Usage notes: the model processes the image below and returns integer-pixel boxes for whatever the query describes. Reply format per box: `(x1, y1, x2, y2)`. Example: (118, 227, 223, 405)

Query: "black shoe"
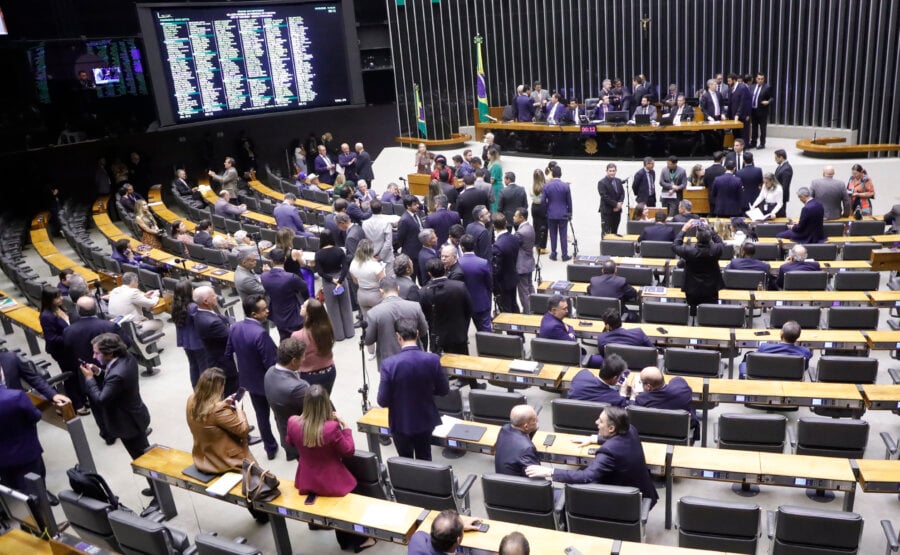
(562, 255, 572, 262)
(141, 488, 153, 497)
(249, 435, 263, 446)
(47, 492, 59, 507)
(266, 449, 278, 461)
(248, 425, 255, 432)
(254, 513, 270, 524)
(549, 255, 558, 261)
(378, 436, 392, 446)
(103, 435, 116, 446)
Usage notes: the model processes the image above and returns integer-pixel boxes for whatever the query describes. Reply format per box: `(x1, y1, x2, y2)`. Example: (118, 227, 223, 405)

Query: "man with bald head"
(739, 320, 811, 378)
(408, 510, 483, 555)
(499, 532, 530, 555)
(810, 165, 850, 220)
(193, 285, 239, 394)
(776, 187, 825, 244)
(495, 405, 540, 477)
(776, 244, 821, 289)
(630, 366, 699, 442)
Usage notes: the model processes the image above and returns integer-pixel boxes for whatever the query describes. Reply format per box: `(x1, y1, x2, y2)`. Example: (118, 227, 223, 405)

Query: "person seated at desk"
(567, 354, 629, 406)
(776, 244, 821, 289)
(525, 406, 658, 508)
(214, 190, 247, 218)
(499, 532, 530, 555)
(776, 187, 826, 244)
(726, 242, 774, 289)
(111, 238, 163, 274)
(107, 272, 163, 334)
(629, 96, 658, 124)
(591, 95, 612, 121)
(408, 510, 484, 555)
(560, 98, 583, 124)
(595, 308, 654, 354)
(638, 210, 676, 242)
(671, 200, 699, 223)
(274, 193, 313, 236)
(286, 385, 377, 552)
(380, 182, 403, 205)
(630, 366, 699, 442)
(119, 183, 144, 214)
(750, 172, 784, 220)
(663, 94, 694, 124)
(539, 295, 602, 368)
(544, 93, 566, 124)
(739, 320, 811, 378)
(495, 405, 540, 477)
(588, 261, 638, 307)
(185, 367, 269, 523)
(193, 219, 214, 248)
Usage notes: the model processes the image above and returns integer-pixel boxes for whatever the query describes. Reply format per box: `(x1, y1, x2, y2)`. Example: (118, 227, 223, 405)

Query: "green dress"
(488, 161, 503, 212)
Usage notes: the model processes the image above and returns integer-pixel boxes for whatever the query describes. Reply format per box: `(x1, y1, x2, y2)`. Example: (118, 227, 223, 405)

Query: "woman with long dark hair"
(847, 163, 875, 216)
(39, 285, 81, 413)
(276, 227, 315, 297)
(314, 229, 354, 341)
(171, 279, 204, 387)
(291, 299, 337, 393)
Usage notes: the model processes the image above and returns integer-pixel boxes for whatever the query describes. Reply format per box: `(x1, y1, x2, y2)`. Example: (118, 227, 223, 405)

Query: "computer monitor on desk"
(635, 113, 652, 125)
(0, 484, 44, 536)
(605, 110, 628, 124)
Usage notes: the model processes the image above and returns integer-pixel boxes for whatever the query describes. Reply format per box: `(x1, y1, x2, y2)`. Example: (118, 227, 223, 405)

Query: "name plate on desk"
(764, 475, 848, 490)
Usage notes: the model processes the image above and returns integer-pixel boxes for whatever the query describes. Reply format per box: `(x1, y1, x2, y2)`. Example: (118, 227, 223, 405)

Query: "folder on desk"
(508, 359, 542, 374)
(641, 286, 667, 296)
(447, 424, 487, 442)
(210, 269, 229, 276)
(550, 280, 573, 292)
(182, 464, 218, 483)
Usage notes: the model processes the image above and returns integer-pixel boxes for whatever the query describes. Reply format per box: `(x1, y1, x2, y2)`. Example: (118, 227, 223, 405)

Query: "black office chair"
(605, 344, 658, 371)
(528, 293, 556, 315)
(752, 243, 781, 260)
(551, 398, 609, 435)
(566, 264, 603, 283)
(754, 224, 787, 238)
(468, 390, 526, 426)
(138, 267, 164, 291)
(584, 98, 600, 111)
(642, 301, 690, 325)
(564, 484, 652, 542)
(195, 533, 261, 555)
(211, 214, 228, 232)
(59, 490, 119, 551)
(434, 387, 465, 419)
(677, 496, 760, 554)
(793, 417, 869, 459)
(185, 242, 207, 262)
(204, 248, 227, 267)
(475, 332, 525, 359)
(767, 505, 863, 555)
(160, 235, 185, 256)
(663, 348, 721, 377)
(827, 306, 879, 330)
(224, 219, 243, 235)
(108, 509, 193, 555)
(769, 306, 821, 329)
(670, 268, 684, 288)
(718, 243, 736, 260)
(576, 296, 621, 320)
(804, 243, 838, 261)
(599, 240, 636, 257)
(841, 242, 880, 261)
(832, 271, 880, 291)
(531, 338, 580, 366)
(481, 474, 564, 530)
(717, 413, 787, 454)
(626, 221, 653, 236)
(810, 355, 878, 384)
(848, 219, 885, 236)
(745, 353, 805, 381)
(823, 222, 845, 237)
(640, 241, 676, 259)
(386, 457, 476, 514)
(783, 271, 828, 290)
(696, 304, 746, 328)
(627, 405, 692, 445)
(344, 450, 391, 500)
(617, 266, 655, 286)
(724, 270, 767, 290)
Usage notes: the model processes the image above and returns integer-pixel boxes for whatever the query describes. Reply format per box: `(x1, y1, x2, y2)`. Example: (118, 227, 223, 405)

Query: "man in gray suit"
(364, 276, 429, 369)
(810, 165, 850, 220)
(234, 251, 266, 302)
(659, 156, 688, 217)
(208, 156, 239, 196)
(263, 338, 309, 461)
(513, 208, 536, 314)
(497, 172, 528, 228)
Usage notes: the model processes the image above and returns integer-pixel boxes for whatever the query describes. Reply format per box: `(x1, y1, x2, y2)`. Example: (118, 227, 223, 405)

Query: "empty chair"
(195, 533, 261, 555)
(724, 269, 767, 290)
(754, 223, 787, 238)
(257, 201, 274, 216)
(794, 417, 869, 459)
(822, 222, 845, 237)
(259, 227, 278, 245)
(386, 457, 476, 514)
(804, 243, 838, 261)
(468, 390, 526, 426)
(531, 337, 580, 366)
(783, 271, 828, 290)
(605, 344, 658, 371)
(640, 241, 676, 259)
(344, 450, 390, 500)
(832, 271, 880, 291)
(481, 474, 563, 530)
(211, 214, 228, 232)
(551, 398, 609, 435)
(138, 267, 163, 291)
(185, 242, 207, 262)
(584, 98, 599, 111)
(745, 352, 805, 381)
(627, 405, 692, 445)
(717, 413, 787, 453)
(576, 296, 621, 320)
(434, 386, 465, 419)
(108, 509, 192, 555)
(564, 484, 651, 542)
(827, 306, 879, 329)
(718, 243, 736, 260)
(663, 348, 721, 377)
(224, 219, 242, 235)
(811, 356, 878, 384)
(600, 240, 636, 257)
(242, 224, 261, 236)
(768, 505, 863, 555)
(677, 496, 760, 554)
(528, 293, 556, 315)
(617, 266, 655, 286)
(769, 306, 821, 329)
(204, 248, 227, 267)
(848, 219, 885, 236)
(59, 490, 119, 550)
(841, 242, 880, 261)
(475, 331, 524, 359)
(160, 235, 186, 256)
(668, 267, 684, 288)
(696, 304, 746, 328)
(566, 264, 603, 283)
(642, 301, 690, 325)
(751, 243, 781, 260)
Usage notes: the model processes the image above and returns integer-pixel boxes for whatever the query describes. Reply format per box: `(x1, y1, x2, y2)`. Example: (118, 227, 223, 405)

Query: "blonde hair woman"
(531, 169, 548, 253)
(349, 239, 384, 358)
(134, 199, 162, 249)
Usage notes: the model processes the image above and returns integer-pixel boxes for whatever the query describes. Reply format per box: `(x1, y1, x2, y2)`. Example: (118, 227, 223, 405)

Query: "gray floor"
(13, 139, 900, 554)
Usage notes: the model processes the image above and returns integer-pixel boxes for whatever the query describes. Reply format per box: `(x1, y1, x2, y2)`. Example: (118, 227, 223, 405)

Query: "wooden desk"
(200, 187, 277, 228)
(854, 459, 900, 493)
(780, 382, 864, 410)
(864, 330, 900, 351)
(358, 407, 500, 458)
(867, 291, 900, 308)
(246, 179, 331, 213)
(442, 353, 566, 388)
(734, 328, 868, 351)
(30, 215, 100, 284)
(860, 384, 900, 410)
(671, 446, 760, 484)
(758, 452, 857, 510)
(0, 290, 44, 354)
(753, 290, 871, 308)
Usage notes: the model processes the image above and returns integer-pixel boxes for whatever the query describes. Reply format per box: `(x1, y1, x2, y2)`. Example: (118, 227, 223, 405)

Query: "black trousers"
(249, 392, 278, 455)
(531, 203, 548, 249)
(496, 288, 519, 314)
(751, 110, 768, 147)
(121, 433, 151, 460)
(393, 431, 433, 461)
(601, 210, 622, 236)
(0, 457, 45, 493)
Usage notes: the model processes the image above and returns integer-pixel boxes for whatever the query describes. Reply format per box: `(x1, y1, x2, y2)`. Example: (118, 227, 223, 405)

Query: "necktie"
(0, 366, 5, 386)
(753, 86, 760, 108)
(647, 171, 652, 197)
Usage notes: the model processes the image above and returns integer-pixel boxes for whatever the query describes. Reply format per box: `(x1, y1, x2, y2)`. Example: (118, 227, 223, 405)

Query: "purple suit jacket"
(458, 253, 493, 312)
(635, 376, 699, 440)
(424, 208, 461, 247)
(377, 346, 449, 435)
(273, 202, 307, 234)
(0, 387, 42, 466)
(567, 369, 629, 406)
(225, 319, 277, 394)
(261, 268, 308, 332)
(539, 312, 576, 342)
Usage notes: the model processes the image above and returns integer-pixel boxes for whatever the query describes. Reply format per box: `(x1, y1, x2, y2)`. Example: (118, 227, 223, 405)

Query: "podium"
(407, 173, 431, 197)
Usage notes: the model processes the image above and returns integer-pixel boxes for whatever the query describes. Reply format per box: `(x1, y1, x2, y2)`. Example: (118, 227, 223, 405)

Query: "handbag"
(241, 458, 280, 502)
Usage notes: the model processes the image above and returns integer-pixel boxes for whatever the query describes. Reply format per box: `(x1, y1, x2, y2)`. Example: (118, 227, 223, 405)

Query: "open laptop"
(604, 110, 629, 125)
(635, 113, 652, 125)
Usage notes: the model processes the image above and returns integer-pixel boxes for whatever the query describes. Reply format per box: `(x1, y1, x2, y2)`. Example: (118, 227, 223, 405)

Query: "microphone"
(398, 177, 407, 183)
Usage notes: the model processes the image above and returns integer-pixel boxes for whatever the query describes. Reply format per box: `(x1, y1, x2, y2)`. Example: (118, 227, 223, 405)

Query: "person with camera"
(673, 219, 725, 313)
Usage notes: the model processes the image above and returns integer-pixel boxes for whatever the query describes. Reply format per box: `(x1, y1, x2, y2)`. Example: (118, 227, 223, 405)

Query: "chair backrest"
(751, 243, 781, 260)
(832, 271, 879, 291)
(827, 306, 879, 329)
(211, 214, 228, 232)
(783, 271, 828, 290)
(604, 344, 658, 371)
(195, 534, 261, 555)
(627, 405, 691, 445)
(723, 269, 766, 290)
(841, 242, 879, 261)
(160, 235, 184, 256)
(804, 243, 838, 261)
(243, 224, 261, 236)
(769, 306, 821, 329)
(642, 301, 690, 325)
(564, 483, 644, 541)
(434, 387, 464, 419)
(185, 242, 206, 262)
(584, 98, 599, 111)
(772, 505, 863, 555)
(626, 221, 653, 236)
(663, 348, 721, 377)
(718, 243, 735, 260)
(59, 490, 117, 550)
(551, 399, 609, 435)
(567, 264, 604, 283)
(848, 219, 885, 236)
(745, 353, 805, 381)
(108, 509, 180, 555)
(796, 418, 869, 459)
(204, 248, 228, 267)
(617, 266, 655, 286)
(386, 457, 456, 511)
(695, 304, 745, 328)
(754, 223, 787, 238)
(528, 293, 556, 315)
(717, 413, 786, 453)
(257, 201, 274, 216)
(345, 450, 389, 500)
(138, 268, 163, 291)
(669, 268, 684, 288)
(815, 356, 878, 384)
(291, 234, 306, 251)
(481, 474, 557, 530)
(468, 390, 526, 425)
(640, 241, 675, 259)
(822, 222, 845, 237)
(677, 496, 760, 554)
(259, 228, 278, 245)
(531, 337, 580, 365)
(224, 219, 243, 235)
(576, 296, 621, 319)
(476, 332, 524, 359)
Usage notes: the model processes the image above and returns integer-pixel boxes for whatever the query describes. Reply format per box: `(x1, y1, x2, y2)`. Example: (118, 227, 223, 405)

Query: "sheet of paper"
(359, 502, 409, 528)
(206, 472, 242, 497)
(432, 415, 463, 438)
(745, 208, 766, 222)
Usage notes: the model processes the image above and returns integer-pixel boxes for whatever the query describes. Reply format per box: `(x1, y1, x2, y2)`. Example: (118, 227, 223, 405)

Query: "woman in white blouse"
(750, 172, 783, 219)
(348, 239, 385, 358)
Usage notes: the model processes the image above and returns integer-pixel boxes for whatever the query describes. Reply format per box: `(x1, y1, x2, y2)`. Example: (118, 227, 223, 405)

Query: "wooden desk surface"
(867, 291, 900, 307)
(864, 330, 900, 349)
(359, 407, 501, 450)
(476, 119, 742, 134)
(247, 179, 332, 212)
(753, 290, 871, 305)
(758, 453, 855, 485)
(442, 353, 566, 386)
(618, 542, 739, 555)
(2, 304, 44, 334)
(672, 446, 760, 476)
(780, 382, 863, 406)
(707, 379, 783, 398)
(855, 459, 900, 492)
(861, 384, 900, 409)
(0, 529, 52, 554)
(734, 328, 866, 348)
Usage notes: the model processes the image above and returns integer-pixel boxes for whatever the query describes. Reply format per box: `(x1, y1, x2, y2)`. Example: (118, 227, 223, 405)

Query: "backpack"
(67, 465, 121, 510)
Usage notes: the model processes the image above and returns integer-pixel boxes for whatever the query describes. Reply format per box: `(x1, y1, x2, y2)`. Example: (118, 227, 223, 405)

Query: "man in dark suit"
(417, 229, 439, 285)
(638, 211, 676, 242)
(260, 248, 308, 339)
(495, 405, 540, 477)
(354, 142, 375, 185)
(456, 175, 491, 227)
(567, 354, 629, 406)
(560, 98, 583, 124)
(630, 76, 650, 115)
(598, 163, 626, 236)
(632, 366, 699, 442)
(193, 285, 239, 395)
(514, 85, 534, 122)
(588, 261, 638, 305)
(313, 144, 336, 185)
(0, 351, 69, 406)
(424, 195, 461, 247)
(774, 150, 793, 217)
(273, 194, 311, 236)
(419, 259, 474, 358)
(491, 214, 520, 313)
(193, 220, 214, 248)
(776, 188, 826, 244)
(0, 383, 46, 494)
(674, 222, 725, 312)
(338, 187, 372, 225)
(727, 73, 752, 143)
(726, 242, 774, 289)
(703, 151, 726, 189)
(172, 168, 201, 203)
(397, 195, 425, 282)
(465, 205, 493, 260)
(700, 79, 725, 121)
(725, 139, 746, 172)
(119, 183, 144, 214)
(542, 165, 573, 261)
(539, 295, 602, 368)
(264, 338, 309, 461)
(513, 209, 536, 314)
(710, 160, 745, 217)
(738, 320, 812, 378)
(497, 172, 527, 227)
(440, 245, 465, 282)
(749, 74, 773, 149)
(665, 94, 695, 124)
(594, 308, 654, 354)
(337, 213, 365, 258)
(776, 244, 822, 289)
(632, 157, 657, 207)
(525, 406, 659, 509)
(458, 235, 493, 332)
(736, 152, 763, 211)
(377, 318, 449, 460)
(672, 200, 700, 223)
(226, 295, 278, 459)
(544, 93, 566, 124)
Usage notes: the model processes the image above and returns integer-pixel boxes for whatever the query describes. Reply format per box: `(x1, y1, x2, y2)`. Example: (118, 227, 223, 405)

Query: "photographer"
(673, 220, 725, 314)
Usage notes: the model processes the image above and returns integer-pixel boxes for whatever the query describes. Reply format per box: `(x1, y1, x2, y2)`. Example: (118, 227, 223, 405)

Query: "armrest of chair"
(456, 474, 477, 499)
(46, 372, 72, 388)
(880, 432, 899, 460)
(136, 331, 165, 345)
(182, 547, 198, 555)
(806, 365, 819, 382)
(580, 353, 593, 367)
(766, 510, 776, 539)
(787, 426, 797, 450)
(533, 404, 543, 416)
(640, 497, 652, 524)
(889, 368, 900, 384)
(712, 421, 719, 445)
(882, 520, 899, 553)
(553, 487, 566, 514)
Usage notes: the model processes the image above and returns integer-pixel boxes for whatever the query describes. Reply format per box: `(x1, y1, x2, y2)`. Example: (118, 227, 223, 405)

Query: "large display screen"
(137, 1, 363, 126)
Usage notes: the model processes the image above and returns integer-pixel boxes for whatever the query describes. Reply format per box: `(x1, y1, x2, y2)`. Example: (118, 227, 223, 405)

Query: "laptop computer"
(605, 110, 628, 124)
(447, 423, 487, 442)
(635, 113, 652, 125)
(659, 114, 675, 126)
